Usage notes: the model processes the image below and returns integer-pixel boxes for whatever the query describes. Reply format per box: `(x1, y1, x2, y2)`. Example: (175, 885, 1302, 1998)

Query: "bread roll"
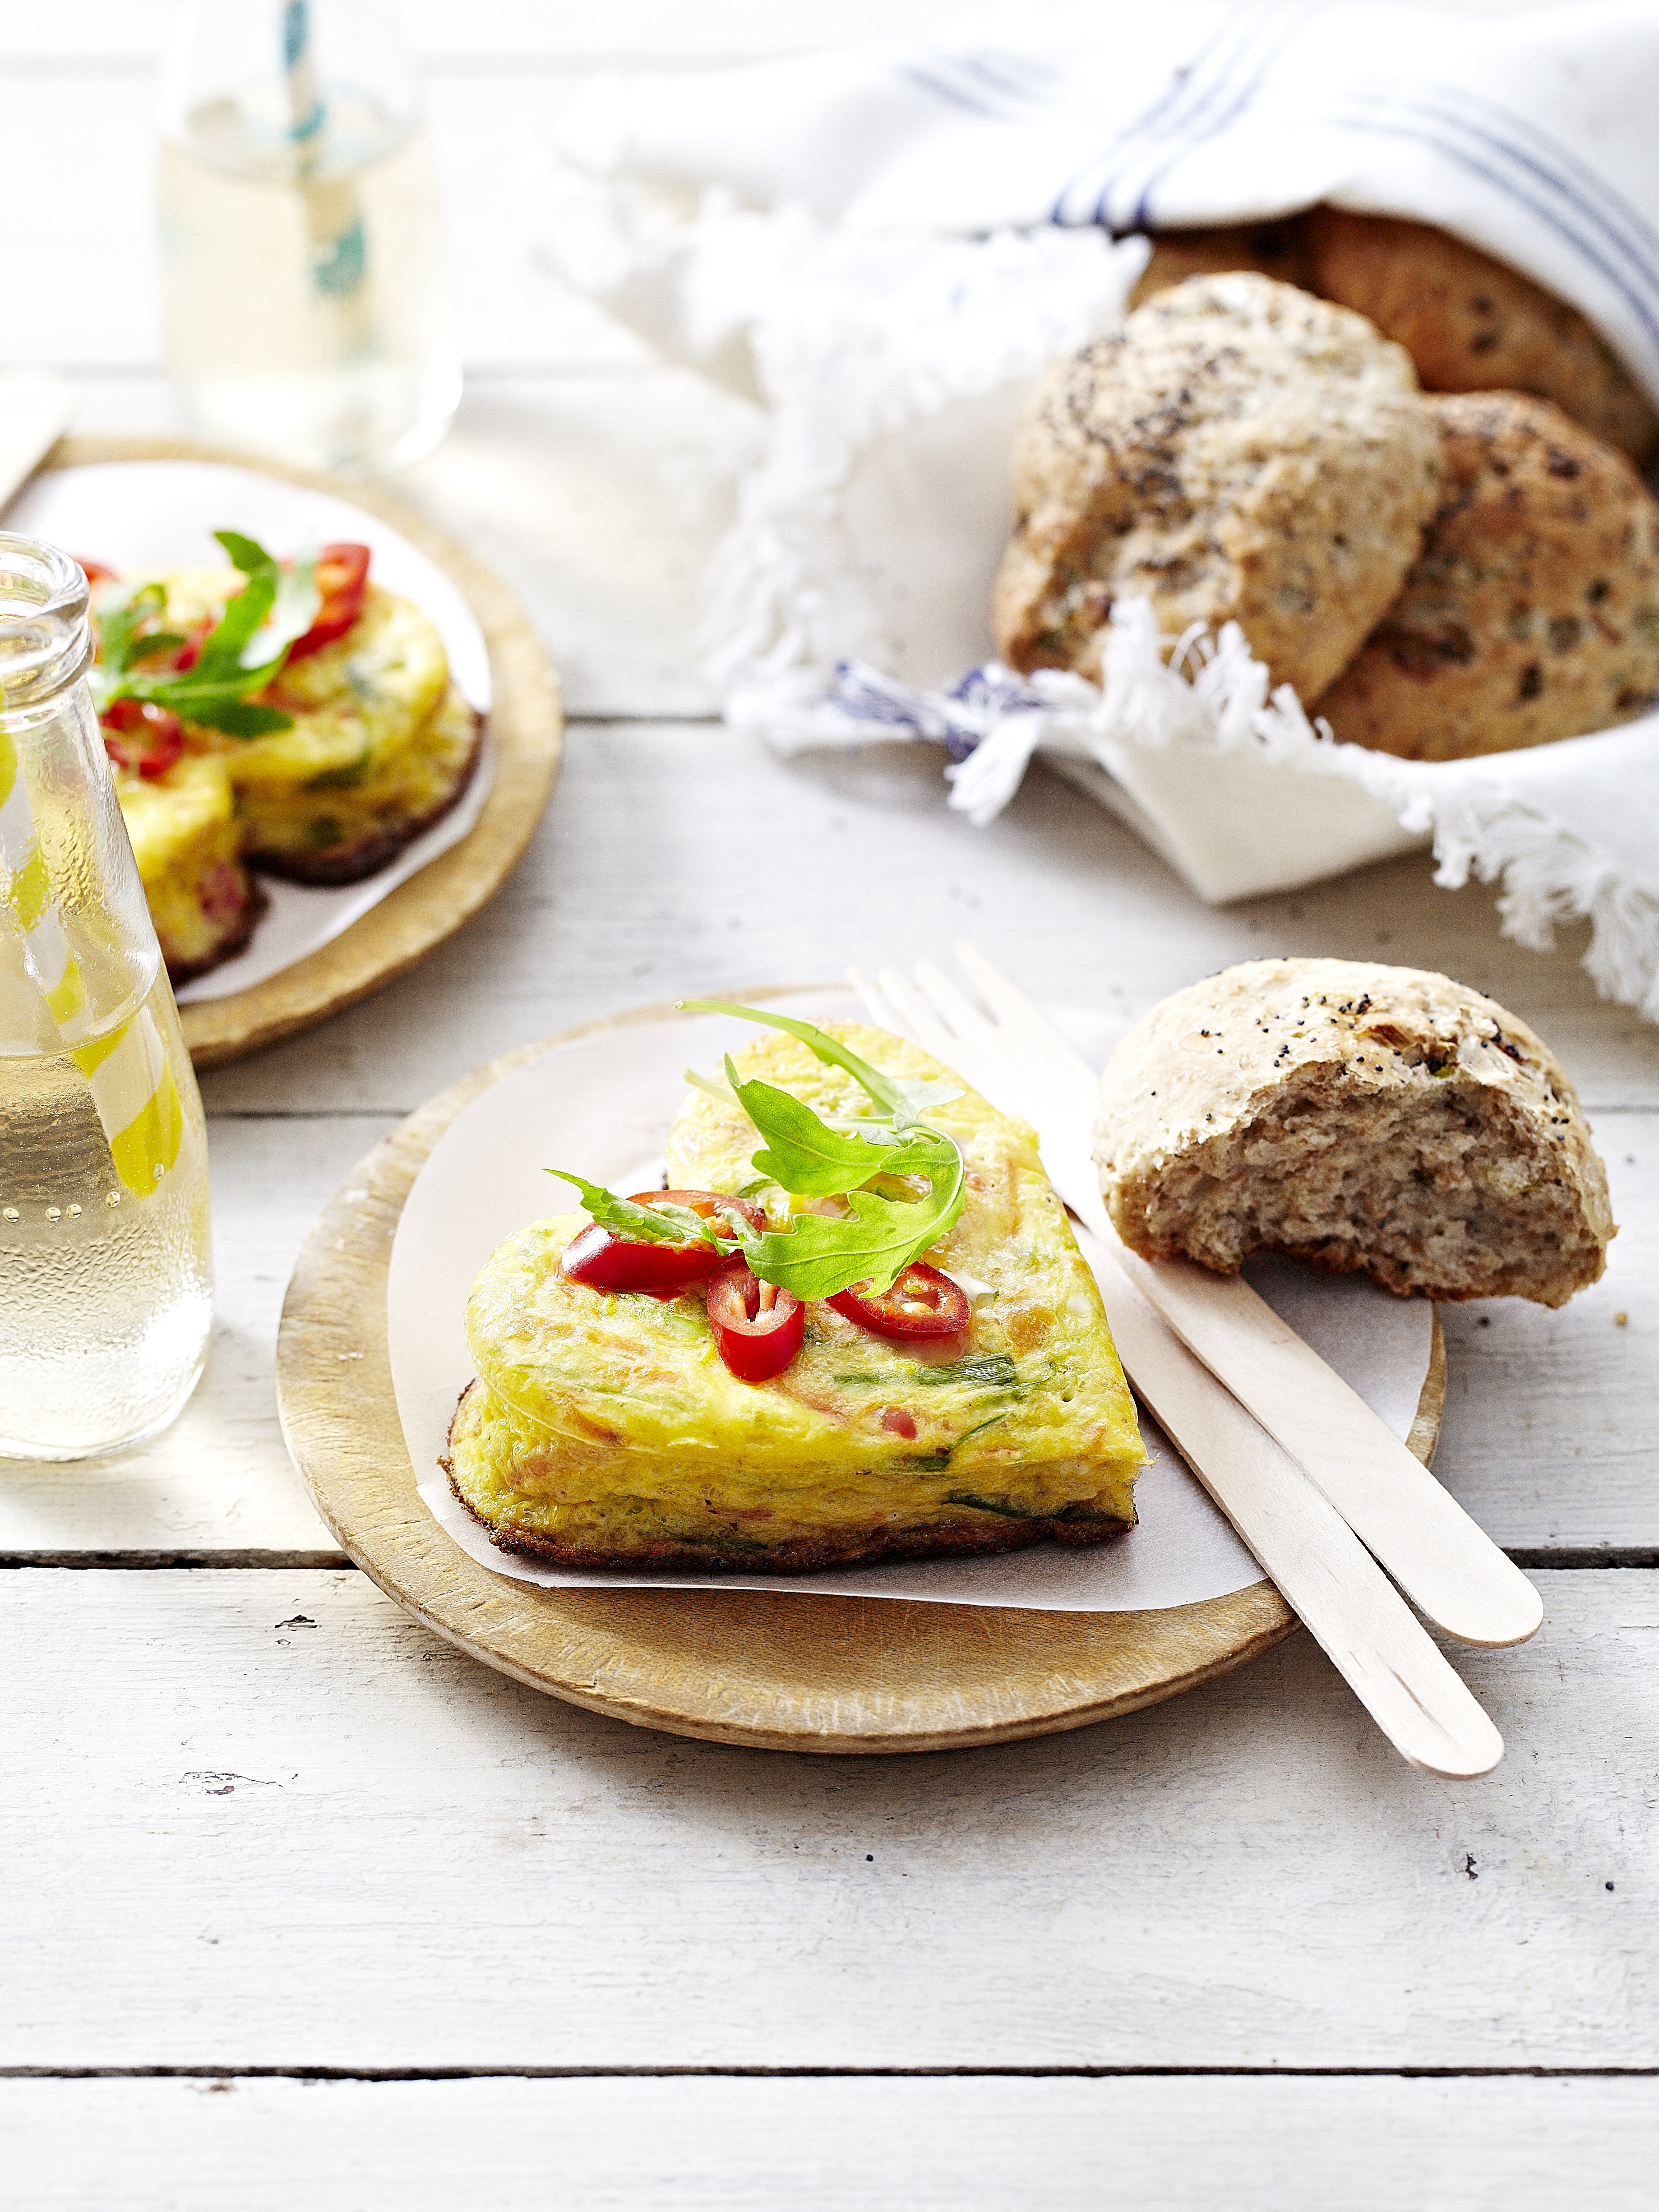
(1307, 208, 1659, 459)
(992, 273, 1440, 701)
(1128, 217, 1313, 308)
(1095, 958, 1614, 1307)
(1314, 391, 1659, 760)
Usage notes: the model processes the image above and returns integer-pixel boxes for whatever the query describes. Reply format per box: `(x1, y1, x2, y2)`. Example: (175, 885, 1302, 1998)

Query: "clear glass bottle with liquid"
(0, 539, 213, 1460)
(159, 0, 460, 475)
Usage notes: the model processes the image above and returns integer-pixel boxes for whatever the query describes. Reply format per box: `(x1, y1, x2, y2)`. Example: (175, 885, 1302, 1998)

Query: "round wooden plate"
(41, 435, 564, 1070)
(276, 995, 1446, 1756)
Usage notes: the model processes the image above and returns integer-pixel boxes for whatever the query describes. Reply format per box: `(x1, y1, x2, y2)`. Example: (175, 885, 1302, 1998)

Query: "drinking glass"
(159, 0, 460, 474)
(0, 538, 213, 1459)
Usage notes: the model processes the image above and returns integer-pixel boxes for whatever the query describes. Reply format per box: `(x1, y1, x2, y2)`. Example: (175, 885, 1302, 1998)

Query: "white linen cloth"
(552, 2, 1659, 1022)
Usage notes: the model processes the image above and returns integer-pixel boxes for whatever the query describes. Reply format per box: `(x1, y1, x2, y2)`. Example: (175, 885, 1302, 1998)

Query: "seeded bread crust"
(1094, 958, 1614, 1307)
(992, 273, 1440, 700)
(1128, 218, 1313, 309)
(1307, 208, 1659, 460)
(1314, 392, 1659, 760)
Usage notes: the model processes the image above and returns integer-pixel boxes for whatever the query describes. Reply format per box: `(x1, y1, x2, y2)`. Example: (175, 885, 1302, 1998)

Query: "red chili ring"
(705, 1255, 804, 1382)
(561, 1190, 762, 1293)
(827, 1261, 970, 1341)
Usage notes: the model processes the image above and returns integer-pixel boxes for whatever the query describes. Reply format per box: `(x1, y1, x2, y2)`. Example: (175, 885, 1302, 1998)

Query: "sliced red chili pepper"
(828, 1262, 970, 1341)
(101, 697, 185, 781)
(561, 1190, 762, 1293)
(705, 1256, 804, 1382)
(172, 617, 213, 674)
(286, 542, 371, 660)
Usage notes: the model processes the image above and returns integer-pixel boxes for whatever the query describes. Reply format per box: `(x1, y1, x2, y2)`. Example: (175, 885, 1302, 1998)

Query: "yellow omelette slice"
(114, 753, 260, 982)
(116, 568, 471, 877)
(447, 1023, 1146, 1571)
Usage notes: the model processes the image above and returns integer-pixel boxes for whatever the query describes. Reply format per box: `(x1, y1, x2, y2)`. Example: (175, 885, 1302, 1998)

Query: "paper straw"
(283, 1, 325, 150)
(0, 720, 184, 1198)
(284, 0, 370, 319)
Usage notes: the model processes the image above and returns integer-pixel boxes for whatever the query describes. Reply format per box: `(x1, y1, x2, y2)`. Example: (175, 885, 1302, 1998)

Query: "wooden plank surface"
(0, 1119, 379, 1561)
(4, 1568, 1654, 2070)
(189, 725, 1659, 1116)
(7, 721, 1649, 1558)
(3, 2075, 1656, 2212)
(5, 5, 1657, 2188)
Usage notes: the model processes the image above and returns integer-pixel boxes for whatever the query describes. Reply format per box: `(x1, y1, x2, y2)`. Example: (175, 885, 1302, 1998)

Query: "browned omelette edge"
(275, 990, 1445, 1755)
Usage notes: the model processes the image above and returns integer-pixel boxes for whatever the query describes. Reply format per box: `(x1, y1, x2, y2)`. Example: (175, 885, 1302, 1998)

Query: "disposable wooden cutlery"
(853, 943, 1541, 1651)
(846, 945, 1534, 1774)
(1080, 1228, 1504, 1778)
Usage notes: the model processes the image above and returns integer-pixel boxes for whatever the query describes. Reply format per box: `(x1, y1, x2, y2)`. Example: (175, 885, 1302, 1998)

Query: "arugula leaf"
(93, 530, 323, 739)
(215, 530, 277, 575)
(678, 1000, 961, 1128)
(723, 1064, 944, 1198)
(218, 531, 321, 665)
(195, 563, 278, 675)
(90, 582, 168, 690)
(125, 630, 188, 666)
(193, 700, 295, 738)
(734, 1164, 966, 1299)
(545, 1171, 731, 1250)
(675, 1000, 970, 1298)
(682, 1067, 738, 1107)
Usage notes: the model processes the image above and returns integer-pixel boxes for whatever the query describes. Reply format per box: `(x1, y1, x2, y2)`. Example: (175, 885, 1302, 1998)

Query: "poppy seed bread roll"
(1313, 392, 1659, 761)
(1306, 208, 1659, 460)
(1094, 959, 1613, 1307)
(992, 272, 1441, 699)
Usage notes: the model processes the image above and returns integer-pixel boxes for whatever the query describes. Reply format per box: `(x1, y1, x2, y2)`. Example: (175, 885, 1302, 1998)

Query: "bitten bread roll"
(1095, 958, 1614, 1307)
(992, 273, 1441, 701)
(1307, 207, 1659, 460)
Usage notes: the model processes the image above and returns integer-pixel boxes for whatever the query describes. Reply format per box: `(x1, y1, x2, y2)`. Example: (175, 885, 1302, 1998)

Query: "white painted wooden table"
(3, 6, 1657, 2205)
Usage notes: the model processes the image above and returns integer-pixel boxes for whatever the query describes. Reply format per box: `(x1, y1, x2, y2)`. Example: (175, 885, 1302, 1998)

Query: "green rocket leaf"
(545, 1172, 729, 1248)
(676, 1002, 969, 1297)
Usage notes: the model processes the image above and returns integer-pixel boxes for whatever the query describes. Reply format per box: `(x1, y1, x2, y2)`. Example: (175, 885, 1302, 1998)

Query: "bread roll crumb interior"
(1095, 958, 1613, 1307)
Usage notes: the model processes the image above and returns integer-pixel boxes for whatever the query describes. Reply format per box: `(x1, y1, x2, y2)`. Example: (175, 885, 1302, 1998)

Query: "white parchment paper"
(3, 460, 494, 1002)
(391, 993, 1434, 1612)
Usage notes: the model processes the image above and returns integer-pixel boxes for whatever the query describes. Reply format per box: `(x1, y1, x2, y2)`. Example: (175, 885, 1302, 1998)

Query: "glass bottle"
(158, 0, 460, 475)
(0, 539, 213, 1460)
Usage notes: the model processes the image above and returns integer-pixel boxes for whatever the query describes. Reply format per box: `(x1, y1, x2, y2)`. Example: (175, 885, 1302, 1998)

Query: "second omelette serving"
(87, 532, 481, 984)
(446, 1008, 1146, 1571)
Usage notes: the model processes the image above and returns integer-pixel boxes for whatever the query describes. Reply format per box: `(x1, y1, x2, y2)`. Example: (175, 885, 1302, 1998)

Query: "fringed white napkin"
(552, 1, 1659, 1021)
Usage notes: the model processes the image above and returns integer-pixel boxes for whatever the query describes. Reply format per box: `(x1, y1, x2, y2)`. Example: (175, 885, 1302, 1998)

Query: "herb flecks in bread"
(992, 273, 1440, 701)
(1315, 392, 1659, 761)
(1307, 208, 1659, 461)
(1128, 217, 1314, 309)
(1095, 959, 1614, 1307)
